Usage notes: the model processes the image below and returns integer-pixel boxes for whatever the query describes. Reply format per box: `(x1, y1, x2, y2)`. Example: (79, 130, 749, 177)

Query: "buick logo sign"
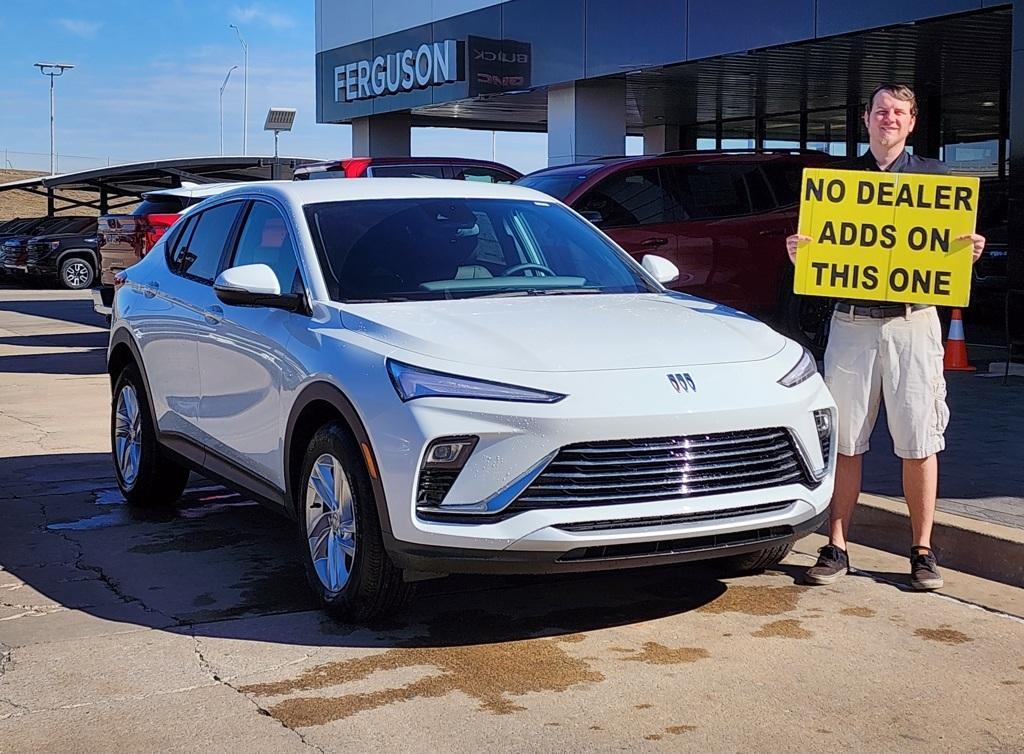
(667, 373, 697, 393)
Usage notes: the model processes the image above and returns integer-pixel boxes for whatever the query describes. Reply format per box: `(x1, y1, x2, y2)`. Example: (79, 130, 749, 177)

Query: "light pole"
(219, 65, 238, 156)
(229, 24, 248, 156)
(33, 62, 74, 175)
(264, 107, 296, 179)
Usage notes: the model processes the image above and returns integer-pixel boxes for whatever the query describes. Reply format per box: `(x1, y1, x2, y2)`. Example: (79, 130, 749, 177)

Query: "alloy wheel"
(305, 453, 357, 593)
(63, 260, 92, 289)
(114, 384, 142, 486)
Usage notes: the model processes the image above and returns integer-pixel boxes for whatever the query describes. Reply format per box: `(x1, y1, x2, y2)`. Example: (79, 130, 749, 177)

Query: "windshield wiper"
(474, 288, 598, 299)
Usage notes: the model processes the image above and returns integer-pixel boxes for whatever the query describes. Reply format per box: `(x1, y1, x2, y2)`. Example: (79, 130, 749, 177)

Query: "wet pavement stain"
(644, 734, 663, 741)
(666, 725, 697, 735)
(192, 593, 216, 607)
(752, 619, 812, 639)
(624, 642, 710, 665)
(590, 725, 603, 731)
(1001, 680, 1021, 686)
(239, 610, 610, 726)
(840, 607, 876, 618)
(634, 703, 653, 709)
(914, 628, 973, 645)
(698, 585, 807, 616)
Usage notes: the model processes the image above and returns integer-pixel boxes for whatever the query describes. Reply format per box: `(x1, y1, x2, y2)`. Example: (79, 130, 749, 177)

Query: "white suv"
(107, 179, 835, 620)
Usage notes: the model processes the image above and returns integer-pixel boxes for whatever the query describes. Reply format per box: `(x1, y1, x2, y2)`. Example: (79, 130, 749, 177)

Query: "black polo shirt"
(834, 150, 951, 307)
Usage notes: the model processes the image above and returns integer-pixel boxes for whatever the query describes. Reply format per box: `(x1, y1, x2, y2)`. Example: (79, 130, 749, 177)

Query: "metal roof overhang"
(0, 155, 322, 216)
(406, 7, 1011, 137)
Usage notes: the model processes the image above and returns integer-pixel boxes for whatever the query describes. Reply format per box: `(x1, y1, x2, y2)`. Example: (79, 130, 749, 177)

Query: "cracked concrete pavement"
(0, 288, 1022, 753)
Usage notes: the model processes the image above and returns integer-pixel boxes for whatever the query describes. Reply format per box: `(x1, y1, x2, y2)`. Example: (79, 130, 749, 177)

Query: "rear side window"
(134, 197, 188, 216)
(230, 202, 303, 294)
(576, 168, 679, 227)
(367, 164, 446, 178)
(667, 164, 754, 219)
(452, 166, 517, 184)
(169, 202, 242, 283)
(763, 162, 804, 207)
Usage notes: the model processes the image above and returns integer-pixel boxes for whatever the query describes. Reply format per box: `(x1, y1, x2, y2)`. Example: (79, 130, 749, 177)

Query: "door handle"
(640, 237, 669, 248)
(204, 305, 224, 325)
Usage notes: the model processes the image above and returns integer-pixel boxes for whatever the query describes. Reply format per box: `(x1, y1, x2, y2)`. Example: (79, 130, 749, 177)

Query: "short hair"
(865, 83, 918, 117)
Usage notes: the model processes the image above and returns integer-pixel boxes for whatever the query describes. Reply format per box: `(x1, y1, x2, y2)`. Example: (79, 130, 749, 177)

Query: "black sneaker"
(910, 547, 944, 590)
(805, 544, 849, 585)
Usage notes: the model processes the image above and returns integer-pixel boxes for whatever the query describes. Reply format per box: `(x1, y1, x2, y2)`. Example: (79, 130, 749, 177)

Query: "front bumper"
(92, 285, 113, 317)
(367, 349, 836, 565)
(386, 507, 828, 575)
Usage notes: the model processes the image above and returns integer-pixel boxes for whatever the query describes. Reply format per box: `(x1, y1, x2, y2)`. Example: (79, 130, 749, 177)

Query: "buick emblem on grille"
(667, 373, 696, 393)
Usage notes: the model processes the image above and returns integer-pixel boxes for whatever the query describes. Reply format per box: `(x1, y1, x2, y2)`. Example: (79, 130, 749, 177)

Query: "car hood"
(338, 293, 787, 373)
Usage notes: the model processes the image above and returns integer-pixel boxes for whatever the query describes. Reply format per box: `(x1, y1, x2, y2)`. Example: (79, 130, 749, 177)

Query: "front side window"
(304, 198, 656, 302)
(170, 202, 242, 282)
(230, 202, 302, 293)
(576, 168, 679, 227)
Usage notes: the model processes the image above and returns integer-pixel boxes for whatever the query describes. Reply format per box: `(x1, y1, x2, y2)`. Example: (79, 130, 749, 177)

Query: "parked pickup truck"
(92, 184, 241, 317)
(25, 219, 100, 289)
(2, 217, 94, 280)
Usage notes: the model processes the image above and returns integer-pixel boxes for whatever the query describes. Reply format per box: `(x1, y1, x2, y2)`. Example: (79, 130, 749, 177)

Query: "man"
(786, 83, 986, 590)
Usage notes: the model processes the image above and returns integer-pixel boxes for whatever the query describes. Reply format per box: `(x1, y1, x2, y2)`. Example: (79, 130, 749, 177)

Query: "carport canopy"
(0, 156, 322, 217)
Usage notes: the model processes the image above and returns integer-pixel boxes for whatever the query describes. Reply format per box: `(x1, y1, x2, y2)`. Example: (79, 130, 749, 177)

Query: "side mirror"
(641, 254, 680, 285)
(580, 210, 604, 226)
(214, 264, 306, 312)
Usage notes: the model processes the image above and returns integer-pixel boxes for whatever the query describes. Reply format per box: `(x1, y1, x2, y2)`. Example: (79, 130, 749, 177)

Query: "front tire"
(59, 257, 95, 290)
(111, 365, 189, 507)
(712, 543, 794, 574)
(297, 423, 412, 621)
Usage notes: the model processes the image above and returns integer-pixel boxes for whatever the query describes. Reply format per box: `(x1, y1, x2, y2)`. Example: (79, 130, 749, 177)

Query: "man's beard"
(874, 130, 904, 148)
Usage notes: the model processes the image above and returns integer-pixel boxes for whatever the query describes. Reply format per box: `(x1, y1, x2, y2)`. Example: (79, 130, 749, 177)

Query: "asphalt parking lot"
(1, 288, 1022, 754)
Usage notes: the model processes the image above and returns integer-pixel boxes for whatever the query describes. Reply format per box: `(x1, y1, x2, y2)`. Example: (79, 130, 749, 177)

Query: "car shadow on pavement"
(0, 349, 106, 375)
(0, 296, 107, 329)
(1, 451, 736, 648)
(0, 331, 109, 350)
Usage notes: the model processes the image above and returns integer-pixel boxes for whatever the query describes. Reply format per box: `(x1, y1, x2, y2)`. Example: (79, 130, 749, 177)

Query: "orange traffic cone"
(943, 308, 976, 372)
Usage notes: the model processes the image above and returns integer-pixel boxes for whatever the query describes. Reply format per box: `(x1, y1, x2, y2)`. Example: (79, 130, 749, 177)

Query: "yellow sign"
(794, 168, 979, 306)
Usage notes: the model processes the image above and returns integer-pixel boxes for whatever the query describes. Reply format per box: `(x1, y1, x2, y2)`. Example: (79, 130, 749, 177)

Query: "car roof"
(523, 149, 830, 179)
(211, 178, 556, 205)
(142, 182, 252, 200)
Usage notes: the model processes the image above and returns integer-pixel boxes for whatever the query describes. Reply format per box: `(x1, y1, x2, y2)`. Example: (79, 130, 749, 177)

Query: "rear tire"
(296, 422, 412, 621)
(59, 256, 95, 290)
(111, 365, 189, 507)
(712, 543, 793, 575)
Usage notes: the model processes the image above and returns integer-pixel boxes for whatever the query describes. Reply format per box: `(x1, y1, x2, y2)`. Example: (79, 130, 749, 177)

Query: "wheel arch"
(107, 330, 160, 434)
(56, 248, 99, 269)
(284, 381, 393, 534)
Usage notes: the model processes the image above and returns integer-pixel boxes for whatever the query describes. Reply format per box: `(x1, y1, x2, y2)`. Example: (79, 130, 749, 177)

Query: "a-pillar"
(547, 79, 625, 166)
(1009, 1, 1024, 290)
(351, 112, 412, 157)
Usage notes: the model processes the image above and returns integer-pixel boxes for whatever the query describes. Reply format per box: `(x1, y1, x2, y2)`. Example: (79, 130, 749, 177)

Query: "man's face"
(863, 90, 916, 149)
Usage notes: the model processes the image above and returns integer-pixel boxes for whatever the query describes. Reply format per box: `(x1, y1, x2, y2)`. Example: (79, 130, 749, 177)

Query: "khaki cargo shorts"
(824, 305, 948, 459)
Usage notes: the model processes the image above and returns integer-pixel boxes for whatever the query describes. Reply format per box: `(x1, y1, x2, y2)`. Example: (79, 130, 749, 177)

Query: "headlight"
(387, 359, 566, 403)
(778, 348, 818, 388)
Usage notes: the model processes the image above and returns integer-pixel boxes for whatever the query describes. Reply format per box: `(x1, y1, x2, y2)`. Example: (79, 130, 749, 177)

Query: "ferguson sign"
(335, 40, 461, 102)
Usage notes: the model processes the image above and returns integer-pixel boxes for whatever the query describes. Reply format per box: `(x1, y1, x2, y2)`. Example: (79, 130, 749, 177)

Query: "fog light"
(813, 408, 833, 470)
(417, 436, 479, 507)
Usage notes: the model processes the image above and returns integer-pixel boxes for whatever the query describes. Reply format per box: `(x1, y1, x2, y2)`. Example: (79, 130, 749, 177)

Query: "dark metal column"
(911, 93, 942, 158)
(1010, 2, 1024, 290)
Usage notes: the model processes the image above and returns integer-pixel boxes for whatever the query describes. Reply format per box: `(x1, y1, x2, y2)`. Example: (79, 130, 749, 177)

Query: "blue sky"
(0, 1, 640, 175)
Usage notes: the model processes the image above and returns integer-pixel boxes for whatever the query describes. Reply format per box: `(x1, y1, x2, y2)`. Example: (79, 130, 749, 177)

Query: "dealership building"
(315, 1, 1023, 286)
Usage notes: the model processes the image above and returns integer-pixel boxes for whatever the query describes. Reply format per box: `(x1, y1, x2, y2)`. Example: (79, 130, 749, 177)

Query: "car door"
(145, 201, 245, 442)
(571, 166, 681, 271)
(195, 200, 306, 492)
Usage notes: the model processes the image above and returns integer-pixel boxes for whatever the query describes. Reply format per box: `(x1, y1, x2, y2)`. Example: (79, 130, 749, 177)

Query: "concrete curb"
(845, 493, 1024, 588)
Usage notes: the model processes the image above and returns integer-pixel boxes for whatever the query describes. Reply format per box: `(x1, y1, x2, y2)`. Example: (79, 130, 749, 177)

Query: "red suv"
(517, 150, 834, 347)
(293, 156, 521, 183)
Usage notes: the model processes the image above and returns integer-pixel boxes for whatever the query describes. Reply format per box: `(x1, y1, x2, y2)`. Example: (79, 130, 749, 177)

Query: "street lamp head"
(264, 107, 296, 133)
(34, 62, 75, 76)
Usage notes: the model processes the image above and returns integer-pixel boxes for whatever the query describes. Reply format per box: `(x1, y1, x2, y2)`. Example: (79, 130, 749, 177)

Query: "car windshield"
(304, 198, 656, 302)
(515, 168, 602, 200)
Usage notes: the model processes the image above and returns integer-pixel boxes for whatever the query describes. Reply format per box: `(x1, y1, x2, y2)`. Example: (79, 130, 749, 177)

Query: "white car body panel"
(110, 179, 836, 574)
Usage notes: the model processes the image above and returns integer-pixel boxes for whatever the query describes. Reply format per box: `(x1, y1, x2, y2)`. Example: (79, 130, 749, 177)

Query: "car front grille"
(511, 428, 814, 511)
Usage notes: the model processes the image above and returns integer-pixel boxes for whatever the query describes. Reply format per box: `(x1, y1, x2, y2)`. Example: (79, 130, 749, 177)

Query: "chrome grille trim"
(512, 428, 814, 510)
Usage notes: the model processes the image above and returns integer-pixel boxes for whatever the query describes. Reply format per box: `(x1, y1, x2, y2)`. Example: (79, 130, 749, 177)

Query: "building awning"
(0, 155, 322, 216)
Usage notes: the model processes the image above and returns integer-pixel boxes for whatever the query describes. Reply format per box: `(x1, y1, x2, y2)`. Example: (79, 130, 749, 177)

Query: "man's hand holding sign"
(789, 169, 981, 305)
